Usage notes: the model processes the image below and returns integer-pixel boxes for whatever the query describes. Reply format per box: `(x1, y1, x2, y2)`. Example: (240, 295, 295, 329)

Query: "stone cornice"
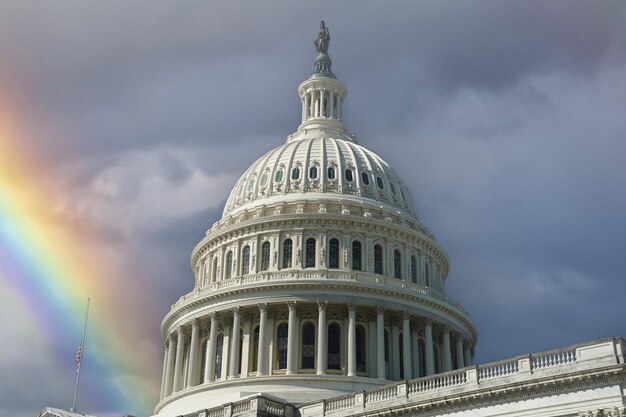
(160, 275, 476, 342)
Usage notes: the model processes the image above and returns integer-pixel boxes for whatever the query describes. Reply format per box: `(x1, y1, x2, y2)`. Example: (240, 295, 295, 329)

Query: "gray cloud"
(1, 2, 625, 417)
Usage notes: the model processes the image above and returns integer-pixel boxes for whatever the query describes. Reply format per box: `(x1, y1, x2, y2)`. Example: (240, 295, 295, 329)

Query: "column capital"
(192, 318, 200, 328)
(376, 305, 385, 315)
(403, 311, 411, 320)
(287, 301, 297, 311)
(424, 317, 433, 326)
(442, 325, 450, 335)
(231, 306, 241, 317)
(317, 300, 328, 311)
(209, 311, 219, 321)
(258, 302, 270, 312)
(347, 302, 357, 312)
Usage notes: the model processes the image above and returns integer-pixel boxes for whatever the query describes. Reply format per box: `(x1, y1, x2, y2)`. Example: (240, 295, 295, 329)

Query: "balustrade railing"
(408, 369, 466, 394)
(477, 358, 519, 380)
(365, 384, 397, 404)
(325, 395, 355, 412)
(310, 338, 624, 417)
(532, 348, 576, 369)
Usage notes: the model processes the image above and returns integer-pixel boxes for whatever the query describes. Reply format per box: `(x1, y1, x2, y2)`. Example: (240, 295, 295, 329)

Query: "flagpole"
(71, 298, 90, 413)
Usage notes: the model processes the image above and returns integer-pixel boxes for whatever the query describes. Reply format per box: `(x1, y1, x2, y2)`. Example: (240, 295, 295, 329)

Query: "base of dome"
(154, 374, 391, 417)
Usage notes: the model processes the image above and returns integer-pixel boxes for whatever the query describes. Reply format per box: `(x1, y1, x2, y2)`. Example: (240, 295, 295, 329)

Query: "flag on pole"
(75, 345, 82, 367)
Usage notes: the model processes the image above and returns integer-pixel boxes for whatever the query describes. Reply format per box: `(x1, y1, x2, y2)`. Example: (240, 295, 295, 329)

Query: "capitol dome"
(154, 22, 477, 417)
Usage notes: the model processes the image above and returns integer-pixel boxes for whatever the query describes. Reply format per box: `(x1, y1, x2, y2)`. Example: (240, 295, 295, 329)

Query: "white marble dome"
(223, 135, 418, 219)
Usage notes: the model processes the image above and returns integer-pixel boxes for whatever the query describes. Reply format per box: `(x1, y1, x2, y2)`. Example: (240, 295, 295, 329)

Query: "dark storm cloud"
(2, 2, 626, 417)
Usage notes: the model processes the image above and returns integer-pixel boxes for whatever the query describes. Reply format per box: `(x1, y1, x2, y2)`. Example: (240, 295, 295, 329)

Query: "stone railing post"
(518, 355, 532, 374)
(466, 366, 479, 387)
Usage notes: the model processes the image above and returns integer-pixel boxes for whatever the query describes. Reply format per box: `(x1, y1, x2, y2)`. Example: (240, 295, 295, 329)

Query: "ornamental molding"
(191, 212, 448, 275)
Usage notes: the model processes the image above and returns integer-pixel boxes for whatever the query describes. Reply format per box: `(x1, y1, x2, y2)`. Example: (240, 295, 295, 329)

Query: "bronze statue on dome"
(315, 21, 330, 54)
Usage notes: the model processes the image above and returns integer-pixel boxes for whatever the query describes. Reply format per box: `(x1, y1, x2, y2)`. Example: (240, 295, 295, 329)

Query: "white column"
(228, 307, 242, 378)
(329, 92, 335, 118)
(172, 327, 185, 392)
(376, 306, 386, 379)
(347, 303, 357, 376)
(286, 301, 298, 375)
(205, 313, 218, 383)
(455, 334, 464, 369)
(160, 343, 168, 400)
(316, 301, 328, 375)
(442, 327, 452, 372)
(402, 313, 412, 380)
(464, 347, 472, 366)
(257, 303, 269, 376)
(425, 319, 435, 376)
(186, 319, 200, 388)
(163, 335, 176, 397)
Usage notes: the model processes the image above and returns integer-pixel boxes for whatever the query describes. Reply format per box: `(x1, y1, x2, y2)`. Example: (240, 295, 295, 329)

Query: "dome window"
(309, 166, 318, 179)
(376, 177, 384, 189)
(291, 167, 301, 181)
(237, 183, 245, 197)
(274, 170, 284, 183)
(247, 178, 255, 192)
(345, 169, 354, 182)
(361, 172, 370, 185)
(327, 167, 336, 180)
(259, 173, 268, 186)
(390, 182, 397, 195)
(328, 238, 339, 268)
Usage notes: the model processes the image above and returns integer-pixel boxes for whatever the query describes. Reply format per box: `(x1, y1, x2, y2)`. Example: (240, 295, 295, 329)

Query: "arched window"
(376, 177, 384, 189)
(410, 255, 417, 283)
(226, 251, 233, 279)
(291, 167, 300, 181)
(394, 249, 402, 279)
(361, 172, 370, 185)
(425, 262, 430, 287)
(418, 339, 426, 377)
(309, 166, 318, 179)
(374, 244, 383, 274)
(352, 241, 362, 271)
(328, 324, 341, 370)
(356, 325, 366, 372)
(261, 242, 270, 271)
(328, 238, 339, 269)
(274, 170, 284, 183)
(215, 333, 224, 380)
(305, 238, 316, 268)
(277, 324, 288, 369)
(282, 239, 293, 269)
(301, 323, 316, 369)
(251, 326, 259, 373)
(327, 166, 336, 180)
(242, 246, 250, 275)
(345, 169, 353, 182)
(212, 257, 218, 282)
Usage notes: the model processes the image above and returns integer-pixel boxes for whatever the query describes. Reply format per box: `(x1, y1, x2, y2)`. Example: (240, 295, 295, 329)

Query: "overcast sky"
(1, 2, 625, 417)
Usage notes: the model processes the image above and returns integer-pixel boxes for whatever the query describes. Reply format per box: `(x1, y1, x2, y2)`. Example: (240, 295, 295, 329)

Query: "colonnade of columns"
(159, 301, 474, 401)
(301, 89, 342, 122)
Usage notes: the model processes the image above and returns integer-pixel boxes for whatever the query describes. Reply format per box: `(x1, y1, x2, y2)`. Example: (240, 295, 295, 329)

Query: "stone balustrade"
(299, 338, 626, 417)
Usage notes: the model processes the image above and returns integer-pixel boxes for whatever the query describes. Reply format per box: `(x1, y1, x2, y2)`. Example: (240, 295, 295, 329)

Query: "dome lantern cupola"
(296, 21, 349, 138)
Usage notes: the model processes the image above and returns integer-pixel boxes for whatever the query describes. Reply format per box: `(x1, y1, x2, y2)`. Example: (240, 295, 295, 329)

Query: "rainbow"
(0, 110, 158, 415)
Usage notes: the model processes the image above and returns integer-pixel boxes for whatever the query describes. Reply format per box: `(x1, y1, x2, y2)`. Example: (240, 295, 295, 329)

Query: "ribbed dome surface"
(223, 136, 417, 219)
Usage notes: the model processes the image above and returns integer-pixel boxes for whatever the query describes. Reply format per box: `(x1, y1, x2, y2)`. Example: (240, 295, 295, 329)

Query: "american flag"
(75, 345, 82, 366)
